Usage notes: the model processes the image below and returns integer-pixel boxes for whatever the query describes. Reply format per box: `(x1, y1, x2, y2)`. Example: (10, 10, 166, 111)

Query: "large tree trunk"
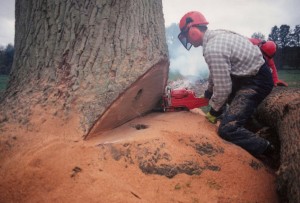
(256, 87, 300, 203)
(0, 0, 169, 138)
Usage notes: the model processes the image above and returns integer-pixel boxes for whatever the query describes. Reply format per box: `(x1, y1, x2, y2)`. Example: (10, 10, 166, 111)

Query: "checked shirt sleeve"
(207, 74, 214, 93)
(202, 30, 265, 111)
(204, 39, 232, 111)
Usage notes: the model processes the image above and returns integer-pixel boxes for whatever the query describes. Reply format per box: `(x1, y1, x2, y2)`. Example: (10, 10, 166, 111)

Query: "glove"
(206, 112, 217, 124)
(275, 79, 288, 87)
(204, 90, 213, 99)
(206, 107, 223, 124)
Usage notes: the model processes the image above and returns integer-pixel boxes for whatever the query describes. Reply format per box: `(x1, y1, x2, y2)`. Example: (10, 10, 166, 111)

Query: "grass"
(199, 69, 300, 113)
(277, 69, 300, 88)
(0, 70, 299, 93)
(0, 75, 9, 91)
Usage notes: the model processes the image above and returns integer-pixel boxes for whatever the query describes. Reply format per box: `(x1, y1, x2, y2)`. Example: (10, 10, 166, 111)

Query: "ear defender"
(188, 26, 204, 47)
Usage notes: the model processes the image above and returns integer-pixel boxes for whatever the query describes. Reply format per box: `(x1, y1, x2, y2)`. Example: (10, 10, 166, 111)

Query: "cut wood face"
(85, 60, 169, 139)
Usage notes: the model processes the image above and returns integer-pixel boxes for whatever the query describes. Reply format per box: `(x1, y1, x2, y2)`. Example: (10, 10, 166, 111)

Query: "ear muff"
(188, 27, 204, 47)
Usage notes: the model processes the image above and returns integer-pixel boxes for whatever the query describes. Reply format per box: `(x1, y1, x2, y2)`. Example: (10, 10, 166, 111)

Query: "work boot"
(259, 142, 279, 169)
(263, 142, 275, 156)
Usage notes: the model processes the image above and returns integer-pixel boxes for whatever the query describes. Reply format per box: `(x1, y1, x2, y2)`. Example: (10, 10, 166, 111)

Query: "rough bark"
(0, 0, 169, 137)
(256, 87, 300, 202)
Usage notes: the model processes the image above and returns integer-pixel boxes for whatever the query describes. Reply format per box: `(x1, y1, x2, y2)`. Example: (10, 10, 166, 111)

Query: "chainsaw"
(158, 86, 209, 112)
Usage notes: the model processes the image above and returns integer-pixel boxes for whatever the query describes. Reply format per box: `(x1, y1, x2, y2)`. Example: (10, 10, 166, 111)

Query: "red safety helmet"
(178, 11, 209, 50)
(261, 41, 277, 58)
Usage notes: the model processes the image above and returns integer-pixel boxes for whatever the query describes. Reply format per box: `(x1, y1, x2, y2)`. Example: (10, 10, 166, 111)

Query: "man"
(178, 11, 274, 156)
(249, 38, 288, 87)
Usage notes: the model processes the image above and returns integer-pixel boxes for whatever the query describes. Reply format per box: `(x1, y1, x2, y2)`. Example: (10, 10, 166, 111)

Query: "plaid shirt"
(202, 29, 265, 111)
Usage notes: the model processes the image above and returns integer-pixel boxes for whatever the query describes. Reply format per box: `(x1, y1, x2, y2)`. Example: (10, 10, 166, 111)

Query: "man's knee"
(218, 121, 239, 141)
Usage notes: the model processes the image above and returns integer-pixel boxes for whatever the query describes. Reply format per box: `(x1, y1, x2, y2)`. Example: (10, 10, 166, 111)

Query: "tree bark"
(1, 0, 169, 137)
(256, 87, 300, 202)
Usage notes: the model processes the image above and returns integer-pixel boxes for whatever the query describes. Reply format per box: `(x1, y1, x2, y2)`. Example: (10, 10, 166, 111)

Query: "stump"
(256, 87, 300, 202)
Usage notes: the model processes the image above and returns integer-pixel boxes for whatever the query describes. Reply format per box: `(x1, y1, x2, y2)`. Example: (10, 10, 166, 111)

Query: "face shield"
(178, 31, 192, 50)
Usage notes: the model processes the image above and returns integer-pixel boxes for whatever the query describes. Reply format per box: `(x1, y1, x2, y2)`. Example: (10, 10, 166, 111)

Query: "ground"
(0, 106, 279, 203)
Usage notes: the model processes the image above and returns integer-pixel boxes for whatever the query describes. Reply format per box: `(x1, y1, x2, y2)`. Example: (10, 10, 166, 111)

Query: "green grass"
(199, 69, 300, 113)
(278, 69, 300, 88)
(0, 70, 299, 93)
(0, 75, 9, 91)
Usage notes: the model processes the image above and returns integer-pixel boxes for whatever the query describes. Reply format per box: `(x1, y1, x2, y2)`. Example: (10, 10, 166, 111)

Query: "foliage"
(274, 46, 300, 70)
(251, 24, 300, 70)
(278, 70, 300, 88)
(0, 44, 14, 75)
(251, 32, 265, 40)
(268, 25, 300, 48)
(0, 75, 9, 91)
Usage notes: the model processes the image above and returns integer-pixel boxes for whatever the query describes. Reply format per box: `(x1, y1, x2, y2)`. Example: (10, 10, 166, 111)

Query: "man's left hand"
(206, 107, 223, 124)
(206, 112, 217, 124)
(204, 90, 213, 99)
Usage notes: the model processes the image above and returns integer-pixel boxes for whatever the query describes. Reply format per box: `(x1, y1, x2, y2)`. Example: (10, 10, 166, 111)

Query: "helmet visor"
(178, 32, 192, 50)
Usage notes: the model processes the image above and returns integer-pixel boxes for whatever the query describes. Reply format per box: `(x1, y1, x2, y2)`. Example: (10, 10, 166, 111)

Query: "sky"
(0, 0, 299, 76)
(0, 0, 14, 47)
(163, 0, 300, 38)
(1, 0, 299, 46)
(163, 0, 300, 76)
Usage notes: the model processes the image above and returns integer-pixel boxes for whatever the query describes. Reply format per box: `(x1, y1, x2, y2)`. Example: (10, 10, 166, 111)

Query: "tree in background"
(269, 25, 285, 47)
(279, 25, 291, 48)
(268, 25, 300, 48)
(267, 25, 300, 69)
(286, 25, 300, 47)
(0, 44, 14, 75)
(251, 32, 265, 40)
(294, 25, 300, 46)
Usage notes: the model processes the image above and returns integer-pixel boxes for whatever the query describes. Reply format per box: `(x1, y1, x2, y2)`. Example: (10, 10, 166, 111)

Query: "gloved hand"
(275, 79, 288, 87)
(206, 107, 223, 124)
(206, 112, 217, 124)
(204, 90, 213, 99)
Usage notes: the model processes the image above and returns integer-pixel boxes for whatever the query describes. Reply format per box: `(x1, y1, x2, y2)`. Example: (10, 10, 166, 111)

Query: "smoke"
(166, 23, 209, 81)
(170, 46, 209, 79)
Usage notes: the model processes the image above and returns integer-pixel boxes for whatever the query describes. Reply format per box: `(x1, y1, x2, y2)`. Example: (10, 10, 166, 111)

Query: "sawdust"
(0, 107, 279, 202)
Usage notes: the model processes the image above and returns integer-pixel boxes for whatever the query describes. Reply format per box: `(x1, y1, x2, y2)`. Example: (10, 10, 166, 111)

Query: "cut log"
(256, 87, 300, 202)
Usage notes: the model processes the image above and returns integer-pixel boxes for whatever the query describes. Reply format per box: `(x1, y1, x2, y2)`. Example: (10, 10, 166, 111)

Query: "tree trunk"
(256, 87, 300, 202)
(0, 0, 169, 138)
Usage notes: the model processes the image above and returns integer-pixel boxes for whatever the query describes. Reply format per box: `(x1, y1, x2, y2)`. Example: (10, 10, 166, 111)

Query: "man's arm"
(267, 58, 288, 86)
(207, 74, 214, 92)
(204, 52, 232, 111)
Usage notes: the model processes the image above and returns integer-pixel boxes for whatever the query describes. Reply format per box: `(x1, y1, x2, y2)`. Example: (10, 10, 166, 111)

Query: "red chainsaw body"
(162, 87, 209, 111)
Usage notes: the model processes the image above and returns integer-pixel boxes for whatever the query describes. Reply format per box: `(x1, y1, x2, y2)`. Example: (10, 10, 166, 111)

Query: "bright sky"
(163, 0, 300, 38)
(163, 0, 300, 76)
(1, 0, 299, 46)
(0, 0, 14, 47)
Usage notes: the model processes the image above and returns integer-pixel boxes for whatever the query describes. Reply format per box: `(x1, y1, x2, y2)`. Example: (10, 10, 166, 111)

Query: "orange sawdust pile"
(0, 108, 278, 202)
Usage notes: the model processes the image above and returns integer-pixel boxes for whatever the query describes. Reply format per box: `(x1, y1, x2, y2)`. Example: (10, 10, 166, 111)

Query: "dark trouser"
(218, 64, 273, 156)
